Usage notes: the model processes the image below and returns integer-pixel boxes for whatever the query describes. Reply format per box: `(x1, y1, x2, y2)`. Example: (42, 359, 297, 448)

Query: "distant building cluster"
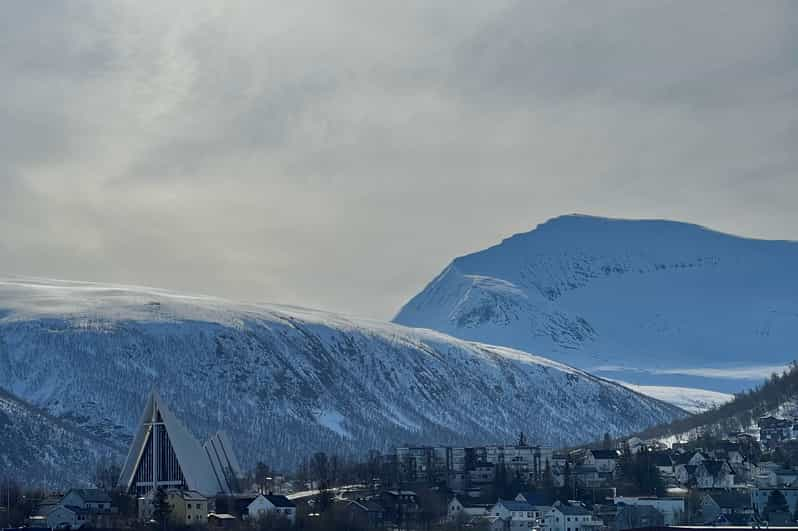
(396, 434, 552, 493)
(17, 401, 798, 531)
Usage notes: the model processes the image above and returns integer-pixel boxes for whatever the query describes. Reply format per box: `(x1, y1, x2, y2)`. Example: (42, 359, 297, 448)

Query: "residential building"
(490, 500, 537, 530)
(615, 504, 665, 530)
(448, 497, 493, 521)
(759, 416, 795, 449)
(651, 453, 675, 477)
(167, 489, 209, 526)
(545, 502, 601, 531)
(469, 463, 497, 485)
(27, 490, 118, 529)
(613, 496, 684, 525)
(702, 491, 754, 525)
(379, 490, 420, 527)
(695, 460, 734, 489)
(240, 494, 296, 523)
(29, 504, 89, 529)
(60, 489, 114, 513)
(343, 500, 385, 529)
(584, 450, 620, 475)
(515, 492, 552, 507)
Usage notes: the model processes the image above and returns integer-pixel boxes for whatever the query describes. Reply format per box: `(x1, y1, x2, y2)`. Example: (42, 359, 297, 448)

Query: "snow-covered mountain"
(0, 277, 683, 486)
(0, 388, 124, 487)
(613, 384, 732, 414)
(394, 215, 798, 394)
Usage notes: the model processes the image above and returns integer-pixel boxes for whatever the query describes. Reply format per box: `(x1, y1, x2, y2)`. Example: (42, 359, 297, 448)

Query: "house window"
(188, 515, 192, 520)
(188, 504, 192, 509)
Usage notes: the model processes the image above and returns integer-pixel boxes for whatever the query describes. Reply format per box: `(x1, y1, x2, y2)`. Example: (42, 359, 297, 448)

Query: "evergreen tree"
(560, 461, 573, 501)
(617, 441, 634, 482)
(764, 489, 790, 521)
(493, 463, 509, 499)
(151, 488, 172, 530)
(541, 459, 556, 501)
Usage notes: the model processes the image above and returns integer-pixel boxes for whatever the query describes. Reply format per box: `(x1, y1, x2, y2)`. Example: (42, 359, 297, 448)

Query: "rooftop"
(497, 500, 534, 512)
(554, 503, 591, 516)
(264, 494, 295, 508)
(66, 489, 113, 504)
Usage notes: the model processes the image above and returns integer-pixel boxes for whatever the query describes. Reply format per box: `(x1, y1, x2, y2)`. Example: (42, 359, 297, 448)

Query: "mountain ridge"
(0, 276, 683, 486)
(394, 214, 798, 393)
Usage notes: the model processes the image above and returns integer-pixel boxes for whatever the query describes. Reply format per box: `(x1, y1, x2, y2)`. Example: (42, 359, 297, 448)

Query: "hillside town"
(6, 392, 798, 531)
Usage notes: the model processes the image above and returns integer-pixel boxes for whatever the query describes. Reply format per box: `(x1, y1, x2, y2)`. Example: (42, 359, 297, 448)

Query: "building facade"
(118, 391, 242, 497)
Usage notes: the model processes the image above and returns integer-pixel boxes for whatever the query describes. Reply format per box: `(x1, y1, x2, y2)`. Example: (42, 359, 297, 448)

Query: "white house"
(244, 494, 297, 523)
(60, 489, 114, 513)
(545, 502, 601, 531)
(448, 497, 491, 521)
(33, 505, 89, 529)
(695, 460, 734, 489)
(490, 500, 537, 530)
(613, 496, 685, 525)
(28, 490, 115, 529)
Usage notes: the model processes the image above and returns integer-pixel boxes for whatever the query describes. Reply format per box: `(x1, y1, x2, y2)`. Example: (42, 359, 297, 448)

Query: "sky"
(1, 1, 797, 320)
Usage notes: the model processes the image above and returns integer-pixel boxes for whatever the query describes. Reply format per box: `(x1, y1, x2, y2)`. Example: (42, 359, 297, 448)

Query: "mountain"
(0, 277, 683, 486)
(394, 214, 798, 394)
(0, 387, 124, 487)
(613, 384, 733, 414)
(637, 364, 798, 443)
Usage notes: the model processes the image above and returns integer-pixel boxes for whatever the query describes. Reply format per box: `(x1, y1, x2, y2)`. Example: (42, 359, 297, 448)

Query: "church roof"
(118, 391, 239, 496)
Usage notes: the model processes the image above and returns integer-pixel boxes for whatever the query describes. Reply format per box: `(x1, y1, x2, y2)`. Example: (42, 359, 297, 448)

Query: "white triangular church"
(118, 391, 242, 496)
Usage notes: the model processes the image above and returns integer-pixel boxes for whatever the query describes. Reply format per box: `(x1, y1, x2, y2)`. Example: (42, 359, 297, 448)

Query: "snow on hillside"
(0, 276, 684, 486)
(394, 214, 798, 393)
(615, 383, 733, 414)
(0, 388, 124, 486)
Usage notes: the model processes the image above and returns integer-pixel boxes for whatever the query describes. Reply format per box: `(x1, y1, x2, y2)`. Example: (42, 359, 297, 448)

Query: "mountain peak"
(395, 216, 798, 394)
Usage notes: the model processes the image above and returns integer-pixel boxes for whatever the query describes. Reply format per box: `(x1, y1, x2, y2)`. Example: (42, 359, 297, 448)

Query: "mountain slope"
(638, 364, 798, 442)
(0, 388, 124, 487)
(614, 384, 733, 414)
(394, 214, 798, 393)
(0, 277, 683, 486)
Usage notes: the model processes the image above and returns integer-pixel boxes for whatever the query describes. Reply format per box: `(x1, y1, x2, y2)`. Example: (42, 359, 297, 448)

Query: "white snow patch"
(384, 408, 421, 432)
(316, 409, 351, 439)
(617, 382, 733, 413)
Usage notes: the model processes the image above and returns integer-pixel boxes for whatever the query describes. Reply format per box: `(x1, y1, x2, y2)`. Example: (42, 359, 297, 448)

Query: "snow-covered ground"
(615, 383, 733, 414)
(394, 214, 798, 394)
(0, 276, 684, 486)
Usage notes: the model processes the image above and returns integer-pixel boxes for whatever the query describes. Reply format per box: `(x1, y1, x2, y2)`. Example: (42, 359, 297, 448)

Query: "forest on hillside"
(638, 362, 798, 440)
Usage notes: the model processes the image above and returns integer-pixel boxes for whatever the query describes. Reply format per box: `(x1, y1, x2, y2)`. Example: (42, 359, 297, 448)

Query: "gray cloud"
(1, 0, 797, 319)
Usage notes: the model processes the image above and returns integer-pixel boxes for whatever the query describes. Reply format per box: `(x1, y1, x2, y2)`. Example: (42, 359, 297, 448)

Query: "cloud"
(1, 0, 797, 319)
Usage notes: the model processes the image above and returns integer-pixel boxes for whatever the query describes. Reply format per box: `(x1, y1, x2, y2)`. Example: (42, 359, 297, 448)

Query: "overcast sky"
(1, 1, 797, 320)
